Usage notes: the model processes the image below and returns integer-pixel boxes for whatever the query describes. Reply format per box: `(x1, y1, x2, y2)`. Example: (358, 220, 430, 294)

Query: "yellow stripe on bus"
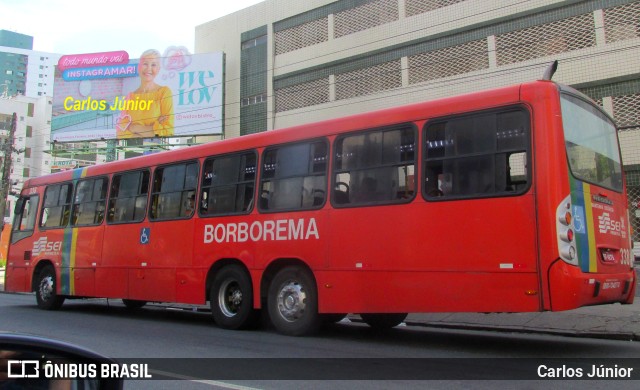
(583, 182, 598, 273)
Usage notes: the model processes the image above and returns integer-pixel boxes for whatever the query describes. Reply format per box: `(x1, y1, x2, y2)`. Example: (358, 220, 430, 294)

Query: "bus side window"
(150, 162, 198, 221)
(200, 151, 256, 217)
(11, 194, 39, 243)
(107, 170, 149, 224)
(72, 177, 108, 226)
(259, 141, 327, 212)
(333, 126, 416, 206)
(507, 152, 528, 191)
(40, 183, 73, 229)
(424, 107, 530, 200)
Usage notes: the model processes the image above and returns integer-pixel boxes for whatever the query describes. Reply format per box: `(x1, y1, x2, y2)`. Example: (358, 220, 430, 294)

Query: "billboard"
(51, 47, 223, 142)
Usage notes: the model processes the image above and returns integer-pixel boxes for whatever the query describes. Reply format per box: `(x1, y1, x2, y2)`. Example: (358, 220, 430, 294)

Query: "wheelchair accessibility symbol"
(573, 206, 586, 234)
(140, 228, 150, 244)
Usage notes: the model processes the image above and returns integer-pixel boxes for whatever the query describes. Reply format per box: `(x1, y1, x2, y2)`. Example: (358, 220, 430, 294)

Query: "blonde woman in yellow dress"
(116, 49, 174, 139)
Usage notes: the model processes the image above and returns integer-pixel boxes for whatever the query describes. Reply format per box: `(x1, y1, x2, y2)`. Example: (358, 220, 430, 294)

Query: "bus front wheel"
(268, 266, 320, 336)
(360, 313, 407, 329)
(210, 265, 259, 330)
(35, 266, 65, 310)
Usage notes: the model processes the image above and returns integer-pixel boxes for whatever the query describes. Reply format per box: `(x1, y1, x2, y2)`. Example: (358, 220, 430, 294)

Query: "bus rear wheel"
(35, 266, 65, 310)
(210, 265, 259, 330)
(360, 313, 407, 329)
(268, 266, 320, 336)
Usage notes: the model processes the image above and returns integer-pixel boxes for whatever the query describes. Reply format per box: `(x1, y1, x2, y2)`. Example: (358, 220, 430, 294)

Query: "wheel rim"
(276, 279, 307, 322)
(218, 280, 242, 318)
(39, 275, 54, 302)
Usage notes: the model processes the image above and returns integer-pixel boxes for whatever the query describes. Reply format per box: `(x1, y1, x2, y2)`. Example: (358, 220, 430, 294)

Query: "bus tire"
(122, 299, 147, 309)
(35, 266, 65, 311)
(268, 266, 320, 336)
(360, 313, 407, 329)
(210, 265, 259, 330)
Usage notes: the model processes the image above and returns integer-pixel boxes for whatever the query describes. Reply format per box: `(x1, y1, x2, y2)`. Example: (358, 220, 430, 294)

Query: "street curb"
(402, 320, 640, 342)
(346, 317, 639, 342)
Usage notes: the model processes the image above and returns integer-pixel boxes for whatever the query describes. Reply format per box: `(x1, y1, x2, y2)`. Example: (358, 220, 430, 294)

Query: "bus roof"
(24, 80, 557, 189)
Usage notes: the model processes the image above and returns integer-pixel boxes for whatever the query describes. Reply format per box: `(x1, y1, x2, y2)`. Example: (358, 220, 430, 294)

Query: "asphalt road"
(1, 292, 640, 389)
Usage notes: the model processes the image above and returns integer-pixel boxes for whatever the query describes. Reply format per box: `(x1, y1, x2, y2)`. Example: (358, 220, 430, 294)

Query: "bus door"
(5, 192, 40, 293)
(65, 177, 109, 297)
(140, 162, 199, 303)
(100, 170, 153, 299)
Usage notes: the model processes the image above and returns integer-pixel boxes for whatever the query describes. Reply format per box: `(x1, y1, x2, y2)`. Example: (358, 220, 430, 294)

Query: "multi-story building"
(0, 30, 61, 98)
(0, 31, 64, 228)
(196, 0, 640, 248)
(0, 95, 53, 223)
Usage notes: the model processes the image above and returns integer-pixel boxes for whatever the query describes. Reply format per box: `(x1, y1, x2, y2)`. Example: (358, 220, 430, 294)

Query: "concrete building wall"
(195, 0, 640, 136)
(195, 0, 640, 242)
(0, 46, 61, 99)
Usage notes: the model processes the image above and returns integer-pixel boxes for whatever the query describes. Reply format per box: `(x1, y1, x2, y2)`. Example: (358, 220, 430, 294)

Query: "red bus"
(4, 78, 636, 336)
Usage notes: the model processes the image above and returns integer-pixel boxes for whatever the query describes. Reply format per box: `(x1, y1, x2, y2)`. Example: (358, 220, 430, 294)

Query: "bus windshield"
(560, 93, 623, 192)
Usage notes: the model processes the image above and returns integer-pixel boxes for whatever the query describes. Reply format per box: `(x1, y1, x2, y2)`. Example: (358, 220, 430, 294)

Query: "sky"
(0, 0, 265, 56)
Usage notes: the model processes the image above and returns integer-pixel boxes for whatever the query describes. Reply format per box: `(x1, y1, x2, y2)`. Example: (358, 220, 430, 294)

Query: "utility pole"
(0, 112, 17, 230)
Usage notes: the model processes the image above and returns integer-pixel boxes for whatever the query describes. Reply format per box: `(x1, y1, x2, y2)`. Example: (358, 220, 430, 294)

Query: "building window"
(24, 147, 31, 158)
(241, 34, 267, 50)
(241, 93, 267, 107)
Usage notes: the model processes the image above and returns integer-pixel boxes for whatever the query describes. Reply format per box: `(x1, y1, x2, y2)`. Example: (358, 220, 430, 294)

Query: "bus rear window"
(560, 94, 622, 192)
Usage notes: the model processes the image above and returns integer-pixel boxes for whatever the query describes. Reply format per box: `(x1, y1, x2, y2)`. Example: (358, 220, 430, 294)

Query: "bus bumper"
(548, 260, 636, 311)
(3, 265, 30, 293)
